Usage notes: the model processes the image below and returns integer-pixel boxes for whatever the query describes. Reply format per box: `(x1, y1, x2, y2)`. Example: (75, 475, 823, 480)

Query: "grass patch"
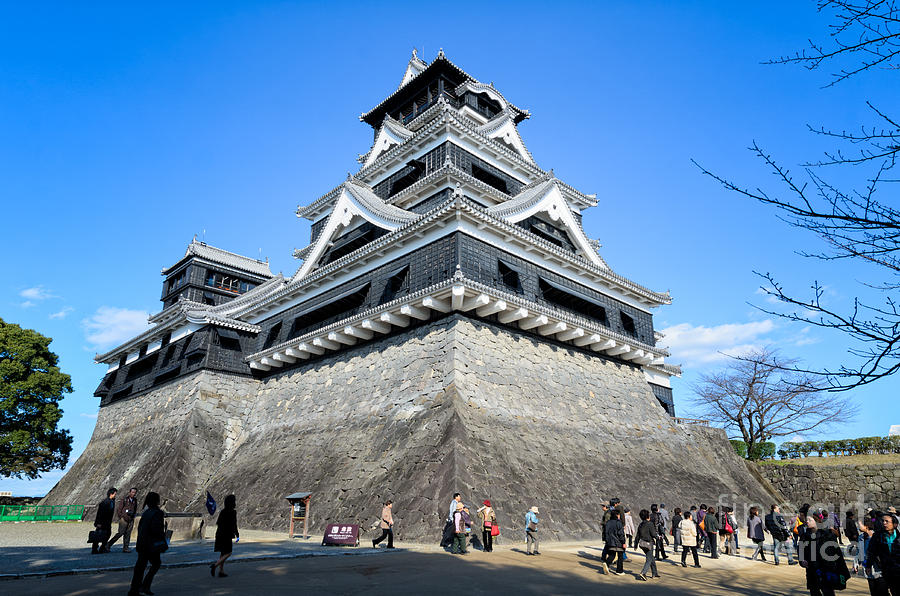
(759, 453, 900, 467)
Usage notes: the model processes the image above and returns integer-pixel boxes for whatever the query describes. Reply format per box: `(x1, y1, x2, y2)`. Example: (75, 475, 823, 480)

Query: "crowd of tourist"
(434, 492, 900, 595)
(88, 485, 900, 596)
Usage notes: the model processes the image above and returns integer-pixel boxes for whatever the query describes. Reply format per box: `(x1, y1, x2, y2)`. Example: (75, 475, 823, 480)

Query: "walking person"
(372, 500, 394, 549)
(92, 487, 117, 554)
(127, 491, 166, 596)
(680, 511, 701, 568)
(705, 506, 720, 559)
(210, 494, 239, 577)
(451, 502, 468, 554)
(109, 487, 138, 553)
(637, 509, 660, 580)
(793, 504, 811, 553)
(441, 493, 462, 548)
(624, 507, 636, 550)
(866, 511, 900, 595)
(659, 504, 670, 546)
(747, 506, 767, 562)
(843, 511, 861, 573)
(799, 514, 850, 596)
(478, 500, 496, 553)
(766, 504, 797, 566)
(601, 509, 626, 575)
(525, 506, 540, 556)
(697, 504, 709, 553)
(719, 506, 737, 556)
(650, 504, 667, 560)
(671, 507, 683, 553)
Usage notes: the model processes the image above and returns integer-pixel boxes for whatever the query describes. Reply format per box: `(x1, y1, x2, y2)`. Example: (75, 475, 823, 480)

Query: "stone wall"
(46, 315, 776, 541)
(758, 462, 900, 511)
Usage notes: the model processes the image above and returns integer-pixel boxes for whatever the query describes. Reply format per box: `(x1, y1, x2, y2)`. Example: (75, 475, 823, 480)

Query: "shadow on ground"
(0, 547, 871, 596)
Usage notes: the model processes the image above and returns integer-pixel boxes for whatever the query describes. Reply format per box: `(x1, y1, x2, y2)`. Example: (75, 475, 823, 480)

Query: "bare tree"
(692, 348, 857, 458)
(695, 1, 900, 390)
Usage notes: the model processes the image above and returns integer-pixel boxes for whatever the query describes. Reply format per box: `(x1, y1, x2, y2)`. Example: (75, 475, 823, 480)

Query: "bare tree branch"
(691, 348, 857, 457)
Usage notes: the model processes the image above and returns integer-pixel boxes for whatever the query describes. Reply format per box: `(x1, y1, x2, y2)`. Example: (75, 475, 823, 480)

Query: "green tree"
(0, 318, 73, 478)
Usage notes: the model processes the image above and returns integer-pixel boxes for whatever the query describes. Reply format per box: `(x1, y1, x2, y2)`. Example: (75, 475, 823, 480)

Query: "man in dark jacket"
(650, 504, 667, 560)
(867, 513, 900, 595)
(92, 487, 117, 554)
(765, 504, 797, 565)
(129, 491, 166, 596)
(602, 510, 626, 575)
(109, 487, 138, 553)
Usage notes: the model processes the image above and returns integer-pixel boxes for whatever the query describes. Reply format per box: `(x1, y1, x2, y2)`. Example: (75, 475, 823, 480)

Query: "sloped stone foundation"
(47, 315, 775, 541)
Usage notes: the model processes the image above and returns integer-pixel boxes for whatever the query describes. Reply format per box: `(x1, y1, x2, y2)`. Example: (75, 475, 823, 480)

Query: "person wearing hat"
(451, 503, 468, 554)
(478, 500, 497, 552)
(525, 506, 541, 555)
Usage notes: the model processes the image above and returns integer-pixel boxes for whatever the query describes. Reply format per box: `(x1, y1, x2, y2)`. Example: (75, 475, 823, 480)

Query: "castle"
(46, 51, 774, 539)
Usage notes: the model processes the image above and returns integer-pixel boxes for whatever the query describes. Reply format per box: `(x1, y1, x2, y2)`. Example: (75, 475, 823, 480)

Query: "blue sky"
(2, 1, 897, 495)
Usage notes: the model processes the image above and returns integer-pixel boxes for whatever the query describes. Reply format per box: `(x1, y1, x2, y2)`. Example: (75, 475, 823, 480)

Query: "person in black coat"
(601, 509, 626, 575)
(92, 487, 117, 554)
(866, 512, 900, 595)
(211, 494, 239, 578)
(128, 491, 166, 596)
(799, 515, 850, 596)
(637, 509, 660, 580)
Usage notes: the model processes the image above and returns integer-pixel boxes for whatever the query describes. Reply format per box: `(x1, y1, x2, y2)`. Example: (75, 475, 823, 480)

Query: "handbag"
(638, 539, 652, 550)
(87, 529, 108, 543)
(491, 522, 500, 537)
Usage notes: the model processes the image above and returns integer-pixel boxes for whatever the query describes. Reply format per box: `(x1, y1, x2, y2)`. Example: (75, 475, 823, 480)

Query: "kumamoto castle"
(46, 51, 774, 539)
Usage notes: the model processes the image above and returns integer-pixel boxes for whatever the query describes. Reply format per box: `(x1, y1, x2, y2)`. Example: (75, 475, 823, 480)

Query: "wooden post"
(303, 496, 309, 539)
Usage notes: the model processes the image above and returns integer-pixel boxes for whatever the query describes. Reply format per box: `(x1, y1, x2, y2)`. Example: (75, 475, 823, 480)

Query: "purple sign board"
(322, 523, 359, 546)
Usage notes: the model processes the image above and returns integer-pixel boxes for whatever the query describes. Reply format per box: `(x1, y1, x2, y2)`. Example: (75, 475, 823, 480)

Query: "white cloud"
(658, 320, 776, 367)
(49, 307, 75, 320)
(80, 412, 98, 419)
(20, 286, 57, 301)
(20, 300, 35, 308)
(82, 306, 151, 351)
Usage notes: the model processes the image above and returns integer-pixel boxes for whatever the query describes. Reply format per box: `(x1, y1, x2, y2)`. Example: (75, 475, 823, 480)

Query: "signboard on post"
(285, 492, 312, 539)
(322, 523, 359, 546)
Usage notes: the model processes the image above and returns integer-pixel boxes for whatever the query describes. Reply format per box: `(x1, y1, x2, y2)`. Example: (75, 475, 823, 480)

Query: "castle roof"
(162, 240, 273, 278)
(360, 50, 528, 128)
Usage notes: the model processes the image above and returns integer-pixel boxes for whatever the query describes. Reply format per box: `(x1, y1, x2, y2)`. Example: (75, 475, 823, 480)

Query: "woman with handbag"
(478, 500, 496, 552)
(210, 494, 239, 578)
(637, 509, 660, 580)
(128, 491, 166, 596)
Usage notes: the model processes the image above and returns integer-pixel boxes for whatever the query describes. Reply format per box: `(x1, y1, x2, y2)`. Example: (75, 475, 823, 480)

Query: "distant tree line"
(777, 436, 900, 459)
(730, 435, 900, 460)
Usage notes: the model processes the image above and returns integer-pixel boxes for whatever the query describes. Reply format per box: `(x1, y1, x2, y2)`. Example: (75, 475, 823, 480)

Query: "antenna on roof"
(202, 229, 206, 242)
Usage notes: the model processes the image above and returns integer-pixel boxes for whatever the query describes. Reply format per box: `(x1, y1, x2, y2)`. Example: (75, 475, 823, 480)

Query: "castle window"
(498, 260, 522, 293)
(539, 278, 608, 325)
(288, 283, 371, 339)
(471, 164, 507, 194)
(206, 272, 243, 294)
(620, 312, 636, 336)
(381, 267, 409, 303)
(167, 271, 186, 294)
(263, 321, 282, 349)
(203, 292, 216, 306)
(389, 159, 426, 196)
(215, 328, 242, 351)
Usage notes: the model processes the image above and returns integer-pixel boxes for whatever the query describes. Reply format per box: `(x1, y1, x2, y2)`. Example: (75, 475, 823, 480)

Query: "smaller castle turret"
(160, 240, 273, 308)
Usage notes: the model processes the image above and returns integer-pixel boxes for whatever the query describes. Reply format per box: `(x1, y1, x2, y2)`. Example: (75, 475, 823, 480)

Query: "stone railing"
(674, 417, 710, 427)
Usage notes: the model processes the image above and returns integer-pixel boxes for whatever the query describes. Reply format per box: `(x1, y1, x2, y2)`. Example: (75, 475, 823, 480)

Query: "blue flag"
(206, 491, 217, 515)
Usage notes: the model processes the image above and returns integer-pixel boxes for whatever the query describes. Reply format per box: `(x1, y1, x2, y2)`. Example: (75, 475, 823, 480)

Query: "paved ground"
(0, 522, 872, 595)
